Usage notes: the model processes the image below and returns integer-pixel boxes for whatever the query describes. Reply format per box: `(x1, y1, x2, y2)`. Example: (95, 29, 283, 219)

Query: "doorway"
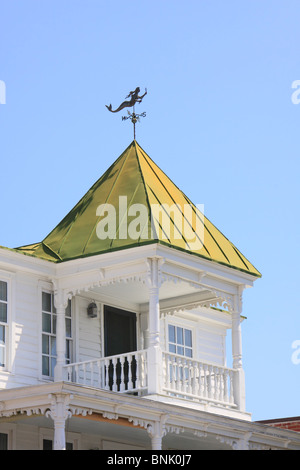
(104, 306, 137, 390)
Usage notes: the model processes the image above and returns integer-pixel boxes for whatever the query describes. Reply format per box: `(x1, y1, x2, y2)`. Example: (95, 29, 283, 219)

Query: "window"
(0, 281, 8, 368)
(168, 325, 192, 357)
(40, 428, 79, 450)
(42, 292, 72, 377)
(0, 433, 8, 450)
(43, 439, 73, 450)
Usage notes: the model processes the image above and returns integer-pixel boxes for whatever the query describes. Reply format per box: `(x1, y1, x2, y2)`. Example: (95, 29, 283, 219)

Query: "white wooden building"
(0, 141, 299, 450)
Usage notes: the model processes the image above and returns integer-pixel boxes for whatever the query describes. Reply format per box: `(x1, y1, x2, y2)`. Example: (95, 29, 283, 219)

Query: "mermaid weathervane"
(105, 87, 147, 139)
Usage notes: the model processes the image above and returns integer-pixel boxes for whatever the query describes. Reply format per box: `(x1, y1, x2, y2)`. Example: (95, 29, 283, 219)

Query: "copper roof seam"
(134, 141, 159, 241)
(110, 181, 145, 248)
(41, 242, 63, 261)
(146, 184, 185, 246)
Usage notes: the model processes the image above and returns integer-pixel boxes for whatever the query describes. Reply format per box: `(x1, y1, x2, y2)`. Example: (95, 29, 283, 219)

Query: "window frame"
(167, 322, 194, 359)
(0, 431, 8, 450)
(0, 424, 16, 450)
(41, 290, 73, 379)
(0, 274, 14, 372)
(0, 280, 8, 369)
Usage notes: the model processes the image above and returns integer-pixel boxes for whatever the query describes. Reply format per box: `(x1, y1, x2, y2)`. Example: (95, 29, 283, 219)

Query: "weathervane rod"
(132, 105, 136, 140)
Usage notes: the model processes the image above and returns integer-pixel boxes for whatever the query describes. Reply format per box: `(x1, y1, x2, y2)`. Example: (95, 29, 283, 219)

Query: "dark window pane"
(65, 299, 71, 317)
(66, 339, 72, 361)
(0, 433, 8, 450)
(42, 334, 49, 354)
(43, 439, 52, 450)
(0, 282, 7, 302)
(42, 292, 51, 312)
(42, 356, 49, 376)
(42, 313, 51, 333)
(66, 318, 71, 338)
(0, 303, 7, 323)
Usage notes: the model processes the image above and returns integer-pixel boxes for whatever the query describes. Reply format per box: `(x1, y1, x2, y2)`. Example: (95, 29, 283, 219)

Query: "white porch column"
(232, 432, 252, 450)
(150, 434, 162, 451)
(147, 419, 167, 451)
(46, 394, 72, 450)
(232, 288, 246, 411)
(53, 289, 68, 382)
(146, 257, 164, 395)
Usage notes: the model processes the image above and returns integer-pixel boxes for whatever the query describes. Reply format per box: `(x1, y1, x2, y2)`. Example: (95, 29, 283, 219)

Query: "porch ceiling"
(6, 413, 232, 450)
(89, 278, 214, 310)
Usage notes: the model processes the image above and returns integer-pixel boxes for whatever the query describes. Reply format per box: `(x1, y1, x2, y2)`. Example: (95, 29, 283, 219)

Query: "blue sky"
(1, 1, 299, 421)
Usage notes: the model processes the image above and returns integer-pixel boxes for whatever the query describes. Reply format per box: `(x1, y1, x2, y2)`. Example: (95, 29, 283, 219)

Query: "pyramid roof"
(16, 141, 261, 277)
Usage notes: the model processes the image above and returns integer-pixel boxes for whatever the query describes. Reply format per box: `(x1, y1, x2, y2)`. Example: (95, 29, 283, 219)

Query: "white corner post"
(146, 257, 164, 396)
(46, 394, 72, 450)
(53, 288, 69, 382)
(232, 287, 246, 412)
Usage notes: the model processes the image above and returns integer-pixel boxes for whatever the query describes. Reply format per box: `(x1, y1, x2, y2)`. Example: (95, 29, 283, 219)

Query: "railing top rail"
(63, 349, 148, 369)
(162, 351, 235, 372)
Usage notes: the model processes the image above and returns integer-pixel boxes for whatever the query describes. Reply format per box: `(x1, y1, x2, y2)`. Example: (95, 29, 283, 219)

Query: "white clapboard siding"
(77, 297, 102, 362)
(0, 274, 42, 388)
(196, 321, 227, 366)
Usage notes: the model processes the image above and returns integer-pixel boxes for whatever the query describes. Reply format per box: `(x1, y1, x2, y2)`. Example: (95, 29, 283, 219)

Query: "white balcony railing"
(63, 350, 148, 393)
(162, 352, 236, 407)
(63, 350, 236, 409)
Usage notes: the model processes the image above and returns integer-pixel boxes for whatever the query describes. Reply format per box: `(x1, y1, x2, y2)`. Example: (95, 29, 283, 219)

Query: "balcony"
(64, 350, 148, 394)
(63, 349, 237, 411)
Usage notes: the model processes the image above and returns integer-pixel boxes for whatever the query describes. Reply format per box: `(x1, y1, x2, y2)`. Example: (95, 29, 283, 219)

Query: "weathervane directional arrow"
(105, 87, 147, 139)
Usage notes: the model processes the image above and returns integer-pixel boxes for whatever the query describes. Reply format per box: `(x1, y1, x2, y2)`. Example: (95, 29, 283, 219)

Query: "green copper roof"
(16, 141, 261, 277)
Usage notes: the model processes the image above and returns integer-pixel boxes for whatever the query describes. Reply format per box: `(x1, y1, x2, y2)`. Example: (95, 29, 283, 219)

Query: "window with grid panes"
(42, 292, 72, 377)
(168, 324, 192, 357)
(0, 281, 8, 368)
